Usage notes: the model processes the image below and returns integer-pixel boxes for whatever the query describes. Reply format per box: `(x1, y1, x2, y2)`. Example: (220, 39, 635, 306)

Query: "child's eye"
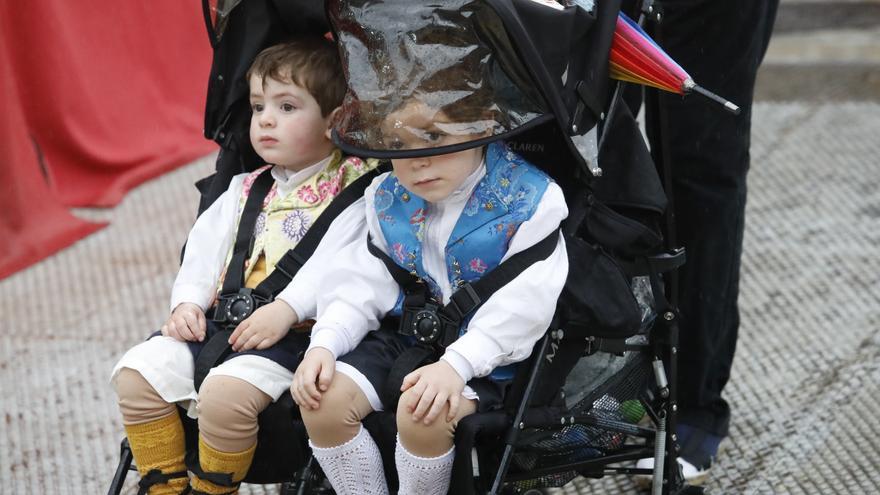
(281, 103, 296, 112)
(387, 138, 404, 150)
(251, 103, 264, 112)
(425, 131, 443, 142)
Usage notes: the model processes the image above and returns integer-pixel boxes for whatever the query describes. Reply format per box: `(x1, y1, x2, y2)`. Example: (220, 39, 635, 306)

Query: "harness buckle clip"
(448, 282, 481, 319)
(213, 288, 270, 329)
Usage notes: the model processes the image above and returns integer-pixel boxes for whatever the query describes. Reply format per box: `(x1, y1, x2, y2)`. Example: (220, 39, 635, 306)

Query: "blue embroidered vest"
(375, 141, 551, 380)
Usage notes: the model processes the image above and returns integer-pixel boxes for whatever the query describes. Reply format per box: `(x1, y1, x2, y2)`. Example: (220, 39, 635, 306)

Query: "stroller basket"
(508, 346, 651, 489)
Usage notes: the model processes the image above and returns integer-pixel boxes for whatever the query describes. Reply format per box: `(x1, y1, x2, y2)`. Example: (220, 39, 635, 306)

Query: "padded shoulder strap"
(442, 229, 559, 330)
(221, 168, 275, 295)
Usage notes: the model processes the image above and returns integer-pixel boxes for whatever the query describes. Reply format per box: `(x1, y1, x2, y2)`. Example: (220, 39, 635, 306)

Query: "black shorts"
(149, 319, 310, 372)
(338, 327, 509, 413)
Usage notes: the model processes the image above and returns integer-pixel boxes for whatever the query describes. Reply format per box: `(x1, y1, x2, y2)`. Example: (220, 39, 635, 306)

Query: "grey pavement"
(2, 1, 879, 494)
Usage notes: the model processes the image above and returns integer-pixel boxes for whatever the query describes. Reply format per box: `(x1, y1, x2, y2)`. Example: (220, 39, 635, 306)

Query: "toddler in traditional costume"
(111, 38, 378, 494)
(290, 8, 570, 489)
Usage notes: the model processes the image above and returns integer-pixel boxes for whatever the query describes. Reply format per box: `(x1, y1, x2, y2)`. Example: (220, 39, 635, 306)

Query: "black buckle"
(138, 469, 188, 495)
(213, 288, 269, 327)
(399, 299, 461, 346)
(411, 302, 443, 344)
(447, 283, 481, 320)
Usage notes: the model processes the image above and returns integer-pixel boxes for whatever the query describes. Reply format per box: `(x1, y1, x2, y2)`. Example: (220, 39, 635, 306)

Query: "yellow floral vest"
(217, 150, 379, 291)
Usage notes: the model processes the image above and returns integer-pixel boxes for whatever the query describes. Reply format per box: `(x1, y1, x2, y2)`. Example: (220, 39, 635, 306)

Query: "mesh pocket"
(507, 349, 651, 490)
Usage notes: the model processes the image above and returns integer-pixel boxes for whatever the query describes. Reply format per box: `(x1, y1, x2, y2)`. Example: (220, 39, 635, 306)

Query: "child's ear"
(324, 106, 342, 140)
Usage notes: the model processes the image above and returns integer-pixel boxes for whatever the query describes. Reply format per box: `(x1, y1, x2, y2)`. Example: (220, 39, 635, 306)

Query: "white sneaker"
(633, 456, 710, 488)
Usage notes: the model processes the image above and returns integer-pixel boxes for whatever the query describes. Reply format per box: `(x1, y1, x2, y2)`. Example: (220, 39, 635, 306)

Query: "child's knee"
(197, 375, 271, 445)
(300, 374, 371, 441)
(114, 367, 174, 423)
(396, 390, 478, 456)
(396, 389, 456, 445)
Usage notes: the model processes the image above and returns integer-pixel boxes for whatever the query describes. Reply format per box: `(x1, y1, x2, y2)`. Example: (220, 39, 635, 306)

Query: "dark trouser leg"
(647, 0, 779, 438)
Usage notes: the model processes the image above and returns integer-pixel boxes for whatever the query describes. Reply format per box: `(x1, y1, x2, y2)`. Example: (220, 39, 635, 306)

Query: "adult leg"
(394, 388, 478, 495)
(299, 372, 388, 495)
(190, 375, 272, 494)
(115, 367, 190, 495)
(648, 0, 779, 458)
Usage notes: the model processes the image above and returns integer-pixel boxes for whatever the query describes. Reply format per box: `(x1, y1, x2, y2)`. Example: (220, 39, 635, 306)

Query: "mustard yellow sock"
(190, 437, 256, 495)
(124, 413, 190, 495)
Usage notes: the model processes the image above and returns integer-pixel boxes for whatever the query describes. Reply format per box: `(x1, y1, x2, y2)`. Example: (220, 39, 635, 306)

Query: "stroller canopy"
(329, 0, 544, 158)
(327, 0, 617, 164)
(199, 0, 666, 221)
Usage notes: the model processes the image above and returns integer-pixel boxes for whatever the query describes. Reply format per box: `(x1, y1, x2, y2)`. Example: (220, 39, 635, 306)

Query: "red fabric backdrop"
(1, 1, 217, 279)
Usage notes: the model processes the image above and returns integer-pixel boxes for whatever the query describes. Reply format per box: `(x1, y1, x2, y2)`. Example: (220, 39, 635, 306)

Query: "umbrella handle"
(685, 80, 741, 115)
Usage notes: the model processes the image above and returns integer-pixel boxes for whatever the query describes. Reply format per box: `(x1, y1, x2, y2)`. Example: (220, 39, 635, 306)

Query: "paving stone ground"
(2, 2, 878, 494)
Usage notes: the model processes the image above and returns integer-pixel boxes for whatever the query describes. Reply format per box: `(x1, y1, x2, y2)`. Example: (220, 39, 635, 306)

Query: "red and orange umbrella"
(609, 12, 741, 114)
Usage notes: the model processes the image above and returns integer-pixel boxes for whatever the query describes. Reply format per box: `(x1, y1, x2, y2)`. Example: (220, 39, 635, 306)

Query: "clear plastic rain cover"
(328, 0, 549, 157)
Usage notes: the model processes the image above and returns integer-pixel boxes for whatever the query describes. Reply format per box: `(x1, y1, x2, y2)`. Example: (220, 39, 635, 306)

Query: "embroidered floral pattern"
(392, 243, 407, 264)
(254, 212, 266, 235)
(317, 179, 341, 200)
(468, 258, 487, 274)
(296, 184, 319, 204)
(463, 194, 480, 216)
(282, 210, 310, 242)
(241, 166, 272, 197)
(409, 207, 427, 241)
(409, 208, 426, 225)
(374, 188, 394, 213)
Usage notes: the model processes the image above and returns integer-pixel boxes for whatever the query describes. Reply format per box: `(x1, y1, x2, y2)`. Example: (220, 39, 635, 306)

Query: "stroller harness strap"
(219, 168, 274, 296)
(367, 228, 560, 349)
(369, 228, 559, 410)
(137, 469, 190, 495)
(195, 164, 385, 391)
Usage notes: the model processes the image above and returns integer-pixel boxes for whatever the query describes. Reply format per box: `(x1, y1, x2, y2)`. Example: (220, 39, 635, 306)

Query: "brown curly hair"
(247, 38, 345, 117)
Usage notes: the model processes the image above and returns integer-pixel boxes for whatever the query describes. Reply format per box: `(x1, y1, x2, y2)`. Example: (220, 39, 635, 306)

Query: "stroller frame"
(107, 1, 712, 493)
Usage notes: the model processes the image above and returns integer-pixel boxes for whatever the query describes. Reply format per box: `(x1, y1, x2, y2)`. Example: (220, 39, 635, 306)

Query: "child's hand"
(228, 300, 298, 352)
(400, 360, 465, 425)
(162, 303, 206, 342)
(291, 348, 335, 410)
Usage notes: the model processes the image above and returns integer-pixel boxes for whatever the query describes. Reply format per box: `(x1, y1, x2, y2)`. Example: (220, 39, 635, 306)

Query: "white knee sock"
(309, 425, 388, 495)
(395, 436, 455, 495)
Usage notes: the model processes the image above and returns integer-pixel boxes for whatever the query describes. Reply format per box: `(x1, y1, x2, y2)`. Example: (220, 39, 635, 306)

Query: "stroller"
(109, 0, 707, 493)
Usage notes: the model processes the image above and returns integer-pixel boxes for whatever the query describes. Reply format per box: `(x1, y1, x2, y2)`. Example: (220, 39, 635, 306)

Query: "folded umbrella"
(609, 12, 741, 114)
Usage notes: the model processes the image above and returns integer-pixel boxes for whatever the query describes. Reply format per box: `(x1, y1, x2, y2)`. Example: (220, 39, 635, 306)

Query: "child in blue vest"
(291, 93, 570, 494)
(111, 39, 378, 494)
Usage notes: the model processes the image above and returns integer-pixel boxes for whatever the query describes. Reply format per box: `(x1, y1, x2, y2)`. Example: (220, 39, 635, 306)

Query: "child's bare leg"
(300, 373, 387, 495)
(192, 375, 271, 494)
(114, 367, 189, 494)
(116, 367, 177, 423)
(395, 388, 478, 495)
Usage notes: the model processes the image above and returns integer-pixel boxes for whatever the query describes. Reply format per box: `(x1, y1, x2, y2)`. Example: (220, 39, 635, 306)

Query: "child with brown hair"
(111, 38, 378, 494)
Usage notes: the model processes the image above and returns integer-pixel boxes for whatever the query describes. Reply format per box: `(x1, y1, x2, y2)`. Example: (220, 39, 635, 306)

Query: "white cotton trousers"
(110, 335, 294, 418)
